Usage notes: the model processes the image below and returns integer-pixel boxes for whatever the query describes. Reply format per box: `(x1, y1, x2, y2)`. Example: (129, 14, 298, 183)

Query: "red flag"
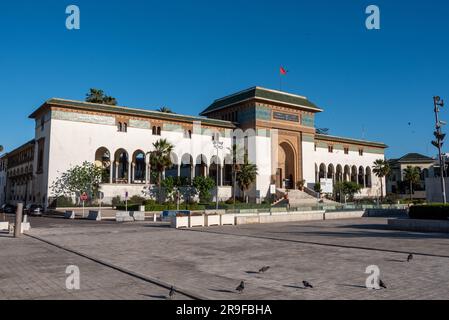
(280, 66, 287, 75)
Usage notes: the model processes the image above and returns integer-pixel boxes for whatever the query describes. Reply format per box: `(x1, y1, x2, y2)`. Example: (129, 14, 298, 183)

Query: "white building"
(12, 86, 387, 207)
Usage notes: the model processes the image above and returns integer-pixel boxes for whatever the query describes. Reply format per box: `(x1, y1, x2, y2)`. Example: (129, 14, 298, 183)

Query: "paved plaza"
(1, 216, 449, 300)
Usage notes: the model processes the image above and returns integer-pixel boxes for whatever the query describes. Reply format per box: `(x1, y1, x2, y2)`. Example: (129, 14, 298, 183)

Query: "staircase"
(275, 188, 339, 206)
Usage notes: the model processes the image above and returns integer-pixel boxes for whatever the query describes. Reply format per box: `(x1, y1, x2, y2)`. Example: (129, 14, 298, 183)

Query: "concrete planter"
(189, 215, 205, 227)
(116, 211, 134, 222)
(0, 222, 9, 230)
(388, 218, 449, 233)
(131, 211, 145, 221)
(139, 205, 145, 212)
(87, 210, 102, 221)
(206, 214, 220, 226)
(171, 216, 189, 228)
(64, 210, 75, 219)
(21, 222, 31, 232)
(220, 214, 235, 226)
(324, 211, 364, 220)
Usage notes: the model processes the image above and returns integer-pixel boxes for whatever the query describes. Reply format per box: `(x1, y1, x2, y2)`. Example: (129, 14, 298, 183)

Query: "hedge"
(408, 204, 449, 220)
(115, 203, 206, 212)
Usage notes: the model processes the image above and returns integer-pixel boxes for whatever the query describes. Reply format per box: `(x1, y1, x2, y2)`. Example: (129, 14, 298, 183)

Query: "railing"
(303, 186, 320, 199)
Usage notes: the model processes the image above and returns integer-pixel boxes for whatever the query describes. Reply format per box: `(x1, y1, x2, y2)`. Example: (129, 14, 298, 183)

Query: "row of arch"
(95, 147, 235, 186)
(315, 163, 373, 188)
(8, 165, 33, 177)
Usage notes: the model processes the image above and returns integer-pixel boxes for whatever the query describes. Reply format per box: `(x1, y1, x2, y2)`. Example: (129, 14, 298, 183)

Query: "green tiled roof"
(315, 134, 387, 148)
(29, 98, 236, 128)
(200, 86, 323, 115)
(397, 153, 434, 163)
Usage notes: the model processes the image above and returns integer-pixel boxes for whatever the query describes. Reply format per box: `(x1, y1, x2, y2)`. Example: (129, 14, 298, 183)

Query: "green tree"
(161, 176, 176, 203)
(157, 107, 174, 113)
(148, 139, 174, 203)
(236, 155, 258, 203)
(335, 181, 362, 202)
(85, 88, 117, 105)
(0, 145, 3, 153)
(372, 159, 390, 201)
(403, 166, 421, 201)
(51, 161, 103, 203)
(192, 176, 215, 203)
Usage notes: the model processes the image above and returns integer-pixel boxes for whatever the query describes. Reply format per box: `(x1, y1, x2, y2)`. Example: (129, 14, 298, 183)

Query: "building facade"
(2, 86, 387, 207)
(386, 153, 435, 199)
(0, 154, 7, 205)
(1, 140, 36, 205)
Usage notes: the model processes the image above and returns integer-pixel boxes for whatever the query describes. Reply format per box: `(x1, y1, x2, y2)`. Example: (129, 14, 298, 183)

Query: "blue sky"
(0, 0, 448, 159)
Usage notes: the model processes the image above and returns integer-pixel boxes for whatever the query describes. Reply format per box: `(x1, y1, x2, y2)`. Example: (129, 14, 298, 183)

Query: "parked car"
(24, 204, 44, 216)
(0, 204, 17, 214)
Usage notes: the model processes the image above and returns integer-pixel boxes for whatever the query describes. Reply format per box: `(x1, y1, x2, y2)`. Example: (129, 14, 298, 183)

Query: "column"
(144, 161, 148, 184)
(131, 163, 135, 184)
(177, 164, 181, 178)
(115, 162, 119, 183)
(109, 164, 113, 184)
(128, 161, 132, 184)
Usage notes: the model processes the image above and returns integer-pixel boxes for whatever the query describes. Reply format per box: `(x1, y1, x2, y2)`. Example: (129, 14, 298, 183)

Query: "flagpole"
(279, 72, 282, 91)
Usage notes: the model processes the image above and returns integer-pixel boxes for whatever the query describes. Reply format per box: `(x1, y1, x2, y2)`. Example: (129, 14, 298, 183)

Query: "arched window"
(117, 122, 122, 132)
(152, 126, 157, 135)
(123, 123, 127, 132)
(157, 127, 161, 136)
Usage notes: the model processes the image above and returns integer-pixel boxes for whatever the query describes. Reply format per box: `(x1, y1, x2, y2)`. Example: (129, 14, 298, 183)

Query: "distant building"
(387, 153, 435, 199)
(0, 154, 7, 205)
(3, 140, 35, 205)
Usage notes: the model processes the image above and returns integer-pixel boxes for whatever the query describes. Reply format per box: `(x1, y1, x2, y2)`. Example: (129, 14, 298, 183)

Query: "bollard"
(14, 203, 23, 238)
(153, 213, 157, 222)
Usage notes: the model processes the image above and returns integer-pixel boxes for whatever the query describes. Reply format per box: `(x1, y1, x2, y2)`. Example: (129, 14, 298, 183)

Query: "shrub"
(129, 195, 146, 204)
(112, 196, 121, 207)
(409, 204, 449, 220)
(55, 196, 74, 207)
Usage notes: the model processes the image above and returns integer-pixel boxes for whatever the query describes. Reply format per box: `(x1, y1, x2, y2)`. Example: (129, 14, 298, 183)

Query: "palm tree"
(403, 166, 420, 201)
(148, 139, 173, 203)
(372, 159, 390, 201)
(157, 107, 174, 113)
(85, 88, 117, 105)
(236, 155, 258, 203)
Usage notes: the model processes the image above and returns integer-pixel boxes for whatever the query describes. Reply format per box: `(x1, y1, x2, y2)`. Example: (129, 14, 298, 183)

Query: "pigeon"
(259, 266, 270, 273)
(379, 279, 387, 289)
(303, 281, 313, 289)
(168, 286, 176, 299)
(236, 281, 245, 294)
(407, 254, 413, 262)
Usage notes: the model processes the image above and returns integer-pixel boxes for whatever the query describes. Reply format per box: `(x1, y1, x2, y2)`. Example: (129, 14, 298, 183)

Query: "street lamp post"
(432, 96, 447, 204)
(213, 139, 223, 211)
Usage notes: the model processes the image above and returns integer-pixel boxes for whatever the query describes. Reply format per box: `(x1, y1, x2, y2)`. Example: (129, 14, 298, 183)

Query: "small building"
(387, 153, 435, 199)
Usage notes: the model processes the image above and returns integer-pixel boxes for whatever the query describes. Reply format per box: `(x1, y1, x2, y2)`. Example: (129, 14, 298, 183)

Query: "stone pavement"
(0, 232, 190, 300)
(11, 216, 449, 300)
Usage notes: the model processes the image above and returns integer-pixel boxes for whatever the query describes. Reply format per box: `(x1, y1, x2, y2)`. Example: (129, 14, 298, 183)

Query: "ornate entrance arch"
(277, 141, 296, 189)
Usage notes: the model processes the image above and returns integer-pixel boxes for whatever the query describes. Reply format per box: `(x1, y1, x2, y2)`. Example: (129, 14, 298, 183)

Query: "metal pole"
(14, 203, 23, 238)
(434, 97, 447, 204)
(216, 146, 219, 211)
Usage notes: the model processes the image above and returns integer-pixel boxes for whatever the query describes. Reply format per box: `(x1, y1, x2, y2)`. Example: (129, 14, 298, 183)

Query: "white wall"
(44, 117, 234, 203)
(312, 145, 385, 197)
